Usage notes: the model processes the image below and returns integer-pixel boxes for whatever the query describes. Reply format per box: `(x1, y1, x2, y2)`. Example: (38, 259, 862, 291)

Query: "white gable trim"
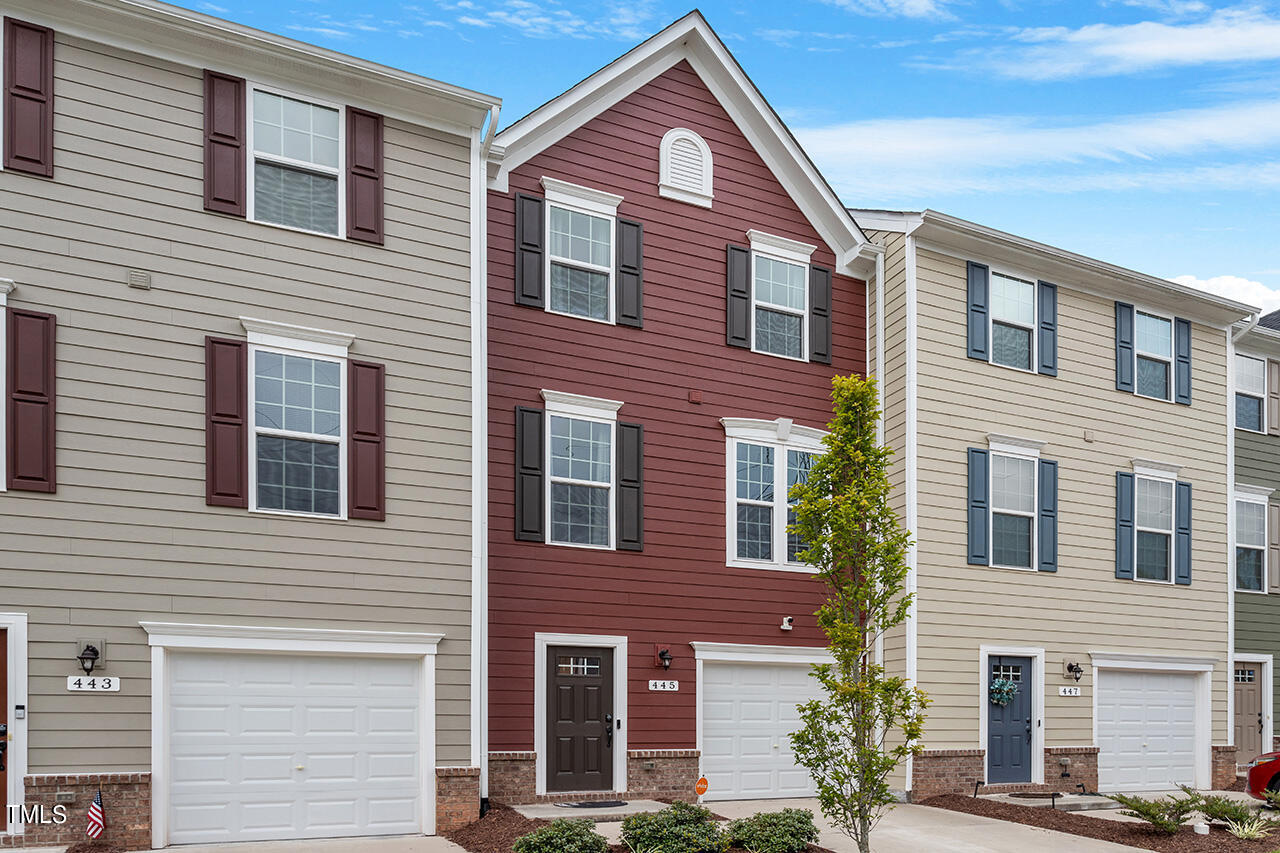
(490, 12, 869, 276)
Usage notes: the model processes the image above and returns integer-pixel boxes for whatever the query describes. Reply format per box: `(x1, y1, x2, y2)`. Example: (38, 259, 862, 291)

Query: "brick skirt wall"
(1044, 746, 1099, 793)
(1213, 745, 1239, 790)
(437, 766, 481, 831)
(487, 750, 700, 804)
(910, 749, 984, 801)
(1, 773, 151, 850)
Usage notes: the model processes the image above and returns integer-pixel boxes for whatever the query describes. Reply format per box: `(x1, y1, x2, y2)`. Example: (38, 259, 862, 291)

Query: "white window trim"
(987, 269, 1039, 375)
(0, 612, 29, 838)
(1235, 653, 1275, 758)
(988, 442, 1039, 573)
(1235, 486, 1272, 595)
(1133, 306, 1175, 403)
(242, 317, 354, 521)
(1235, 353, 1267, 433)
(541, 177, 622, 326)
(542, 389, 622, 550)
(658, 127, 714, 209)
(722, 416, 827, 573)
(977, 645, 1045, 786)
(1133, 469, 1176, 586)
(746, 231, 817, 363)
(246, 82, 347, 240)
(532, 632, 628, 798)
(140, 621, 443, 846)
(1131, 458, 1183, 480)
(0, 279, 13, 494)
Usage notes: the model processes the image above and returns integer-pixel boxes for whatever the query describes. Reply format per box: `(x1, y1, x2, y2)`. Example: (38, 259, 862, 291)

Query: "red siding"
(488, 61, 867, 752)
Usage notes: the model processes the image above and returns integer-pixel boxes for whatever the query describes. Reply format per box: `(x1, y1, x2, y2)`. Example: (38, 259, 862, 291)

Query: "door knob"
(295, 765, 305, 771)
(604, 714, 613, 748)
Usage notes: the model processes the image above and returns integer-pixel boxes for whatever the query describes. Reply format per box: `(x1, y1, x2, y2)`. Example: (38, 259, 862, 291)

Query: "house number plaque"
(67, 676, 121, 692)
(1058, 686, 1081, 697)
(648, 680, 679, 691)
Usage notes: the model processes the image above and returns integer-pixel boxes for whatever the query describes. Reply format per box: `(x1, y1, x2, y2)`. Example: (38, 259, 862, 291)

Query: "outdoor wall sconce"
(1065, 662, 1083, 682)
(780, 616, 794, 631)
(76, 644, 100, 675)
(657, 648, 673, 670)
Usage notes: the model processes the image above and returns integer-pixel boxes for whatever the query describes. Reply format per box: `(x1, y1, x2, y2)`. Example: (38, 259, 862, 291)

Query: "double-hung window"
(748, 230, 815, 361)
(990, 453, 1036, 569)
(1134, 475, 1174, 582)
(1237, 354, 1267, 433)
(989, 273, 1036, 371)
(1134, 311, 1173, 401)
(250, 86, 343, 236)
(542, 178, 622, 324)
(543, 391, 622, 548)
(1236, 495, 1268, 593)
(724, 417, 824, 571)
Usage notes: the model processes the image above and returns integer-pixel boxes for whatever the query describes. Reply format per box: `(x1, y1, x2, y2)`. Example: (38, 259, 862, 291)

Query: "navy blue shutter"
(967, 448, 989, 565)
(1174, 481, 1192, 585)
(967, 262, 989, 360)
(1038, 459, 1058, 572)
(1174, 318, 1192, 405)
(1115, 472, 1135, 579)
(1037, 281, 1057, 376)
(1115, 302, 1135, 392)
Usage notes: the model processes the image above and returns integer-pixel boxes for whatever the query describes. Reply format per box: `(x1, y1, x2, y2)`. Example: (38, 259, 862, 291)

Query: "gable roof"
(488, 11, 872, 277)
(1259, 310, 1280, 332)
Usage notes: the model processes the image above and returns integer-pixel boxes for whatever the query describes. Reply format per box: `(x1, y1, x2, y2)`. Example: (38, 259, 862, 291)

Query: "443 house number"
(67, 675, 121, 692)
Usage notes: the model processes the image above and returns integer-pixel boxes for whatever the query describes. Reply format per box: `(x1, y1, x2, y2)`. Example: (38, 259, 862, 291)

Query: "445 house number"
(67, 675, 121, 692)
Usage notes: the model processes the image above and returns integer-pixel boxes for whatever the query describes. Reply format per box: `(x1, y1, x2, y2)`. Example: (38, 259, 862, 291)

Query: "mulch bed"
(444, 803, 834, 853)
(923, 793, 1276, 852)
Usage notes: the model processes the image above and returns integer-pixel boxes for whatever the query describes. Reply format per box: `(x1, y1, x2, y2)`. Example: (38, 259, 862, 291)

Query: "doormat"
(554, 800, 628, 808)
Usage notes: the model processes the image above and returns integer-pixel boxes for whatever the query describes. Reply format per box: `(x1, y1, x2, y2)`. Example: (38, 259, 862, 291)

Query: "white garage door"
(701, 662, 820, 801)
(1097, 669, 1198, 791)
(167, 652, 422, 845)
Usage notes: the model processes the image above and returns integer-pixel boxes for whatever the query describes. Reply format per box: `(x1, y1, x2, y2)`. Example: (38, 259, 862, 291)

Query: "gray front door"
(987, 655, 1033, 784)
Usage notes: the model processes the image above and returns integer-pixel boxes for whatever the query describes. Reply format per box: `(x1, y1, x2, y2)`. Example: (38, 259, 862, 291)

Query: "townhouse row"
(0, 0, 1274, 848)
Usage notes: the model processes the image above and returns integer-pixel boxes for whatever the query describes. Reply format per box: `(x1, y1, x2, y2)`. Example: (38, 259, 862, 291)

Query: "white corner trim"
(987, 433, 1046, 457)
(1131, 458, 1183, 479)
(1088, 651, 1217, 672)
(0, 278, 14, 303)
(541, 389, 624, 420)
(1235, 483, 1275, 500)
(0, 613, 28, 838)
(240, 316, 356, 358)
(690, 641, 832, 665)
(720, 417, 827, 450)
(139, 622, 444, 655)
(747, 229, 817, 265)
(540, 176, 624, 217)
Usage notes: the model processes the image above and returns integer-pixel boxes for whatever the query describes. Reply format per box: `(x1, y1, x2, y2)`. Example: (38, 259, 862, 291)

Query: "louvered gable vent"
(659, 127, 713, 208)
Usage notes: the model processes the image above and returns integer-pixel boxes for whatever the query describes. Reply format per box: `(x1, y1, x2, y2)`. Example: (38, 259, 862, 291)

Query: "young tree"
(788, 374, 929, 853)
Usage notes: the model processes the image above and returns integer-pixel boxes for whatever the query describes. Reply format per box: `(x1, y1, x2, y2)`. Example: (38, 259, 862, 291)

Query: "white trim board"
(143, 622, 443, 846)
(0, 280, 11, 493)
(0, 613, 29, 839)
(978, 645, 1046, 786)
(532, 633, 628, 798)
(1235, 653, 1274, 760)
(469, 124, 491, 787)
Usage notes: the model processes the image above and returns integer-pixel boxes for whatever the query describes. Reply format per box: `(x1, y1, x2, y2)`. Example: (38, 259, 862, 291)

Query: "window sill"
(658, 182, 713, 209)
(726, 560, 814, 574)
(546, 539, 616, 551)
(248, 216, 348, 243)
(749, 345, 810, 364)
(986, 359, 1041, 377)
(1130, 575, 1175, 586)
(1237, 586, 1268, 595)
(988, 562, 1037, 573)
(1236, 426, 1267, 435)
(250, 507, 348, 522)
(544, 306, 615, 326)
(1133, 390, 1174, 404)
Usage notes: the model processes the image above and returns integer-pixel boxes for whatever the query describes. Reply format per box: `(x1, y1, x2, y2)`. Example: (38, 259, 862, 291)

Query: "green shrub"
(1187, 788, 1254, 825)
(728, 808, 820, 853)
(621, 801, 729, 853)
(1105, 792, 1200, 835)
(512, 818, 609, 853)
(1226, 813, 1279, 840)
(1264, 787, 1280, 810)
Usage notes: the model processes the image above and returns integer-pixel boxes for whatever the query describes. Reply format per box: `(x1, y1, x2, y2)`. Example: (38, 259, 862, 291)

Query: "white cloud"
(448, 0, 658, 39)
(1171, 274, 1279, 313)
(821, 0, 957, 20)
(794, 99, 1280, 199)
(956, 7, 1280, 80)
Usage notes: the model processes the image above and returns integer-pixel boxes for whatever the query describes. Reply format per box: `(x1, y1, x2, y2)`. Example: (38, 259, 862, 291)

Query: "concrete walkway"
(597, 798, 1145, 853)
(109, 836, 467, 853)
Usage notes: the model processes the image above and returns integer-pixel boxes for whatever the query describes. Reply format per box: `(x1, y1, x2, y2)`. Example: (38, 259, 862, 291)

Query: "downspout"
(902, 223, 921, 797)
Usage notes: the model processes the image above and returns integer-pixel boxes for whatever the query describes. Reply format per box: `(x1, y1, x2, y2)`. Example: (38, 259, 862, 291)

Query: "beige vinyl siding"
(0, 33, 477, 770)
(913, 245, 1231, 751)
(1233, 431, 1280, 720)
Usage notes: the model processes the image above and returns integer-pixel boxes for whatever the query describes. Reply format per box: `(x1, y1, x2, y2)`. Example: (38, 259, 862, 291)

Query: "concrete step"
(512, 798, 668, 824)
(979, 792, 1120, 812)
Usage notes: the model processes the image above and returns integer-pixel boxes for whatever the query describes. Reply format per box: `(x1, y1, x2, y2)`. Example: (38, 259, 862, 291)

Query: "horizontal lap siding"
(911, 245, 1231, 751)
(488, 61, 866, 751)
(1233, 431, 1280, 718)
(0, 34, 477, 768)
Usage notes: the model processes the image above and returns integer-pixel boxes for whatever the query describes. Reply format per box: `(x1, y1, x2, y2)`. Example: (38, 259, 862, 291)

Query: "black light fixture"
(76, 644, 100, 675)
(657, 648, 673, 670)
(1066, 662, 1083, 682)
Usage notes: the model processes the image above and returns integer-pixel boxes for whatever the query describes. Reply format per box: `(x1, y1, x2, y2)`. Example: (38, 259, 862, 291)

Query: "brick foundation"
(487, 749, 701, 805)
(1, 773, 151, 850)
(1043, 746, 1100, 793)
(1212, 745, 1238, 790)
(436, 766, 481, 831)
(910, 749, 984, 801)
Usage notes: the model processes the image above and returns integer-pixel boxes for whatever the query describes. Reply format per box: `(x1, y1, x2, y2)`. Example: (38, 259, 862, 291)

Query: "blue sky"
(175, 0, 1280, 311)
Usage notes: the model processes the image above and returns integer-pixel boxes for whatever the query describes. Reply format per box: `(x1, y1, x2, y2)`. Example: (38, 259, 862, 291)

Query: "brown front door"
(1236, 664, 1265, 763)
(547, 646, 613, 793)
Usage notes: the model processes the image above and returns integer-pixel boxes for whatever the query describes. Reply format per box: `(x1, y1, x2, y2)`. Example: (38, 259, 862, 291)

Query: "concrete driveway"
(102, 836, 468, 853)
(597, 798, 1144, 853)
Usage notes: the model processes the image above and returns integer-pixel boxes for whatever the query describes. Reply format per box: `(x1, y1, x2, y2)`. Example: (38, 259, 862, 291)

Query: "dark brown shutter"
(7, 307, 56, 491)
(3, 18, 55, 177)
(726, 244, 750, 348)
(346, 107, 384, 245)
(1268, 360, 1280, 437)
(348, 359, 386, 520)
(809, 265, 832, 364)
(205, 337, 247, 507)
(514, 195, 545, 307)
(1270, 502, 1280, 593)
(615, 219, 643, 328)
(202, 70, 246, 216)
(616, 422, 643, 551)
(515, 406, 544, 541)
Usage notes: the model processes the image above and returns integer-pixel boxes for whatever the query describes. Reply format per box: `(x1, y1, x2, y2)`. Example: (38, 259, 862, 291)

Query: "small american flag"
(86, 789, 104, 839)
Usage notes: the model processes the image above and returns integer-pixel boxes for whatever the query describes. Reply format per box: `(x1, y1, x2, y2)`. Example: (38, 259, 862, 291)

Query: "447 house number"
(67, 675, 121, 692)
